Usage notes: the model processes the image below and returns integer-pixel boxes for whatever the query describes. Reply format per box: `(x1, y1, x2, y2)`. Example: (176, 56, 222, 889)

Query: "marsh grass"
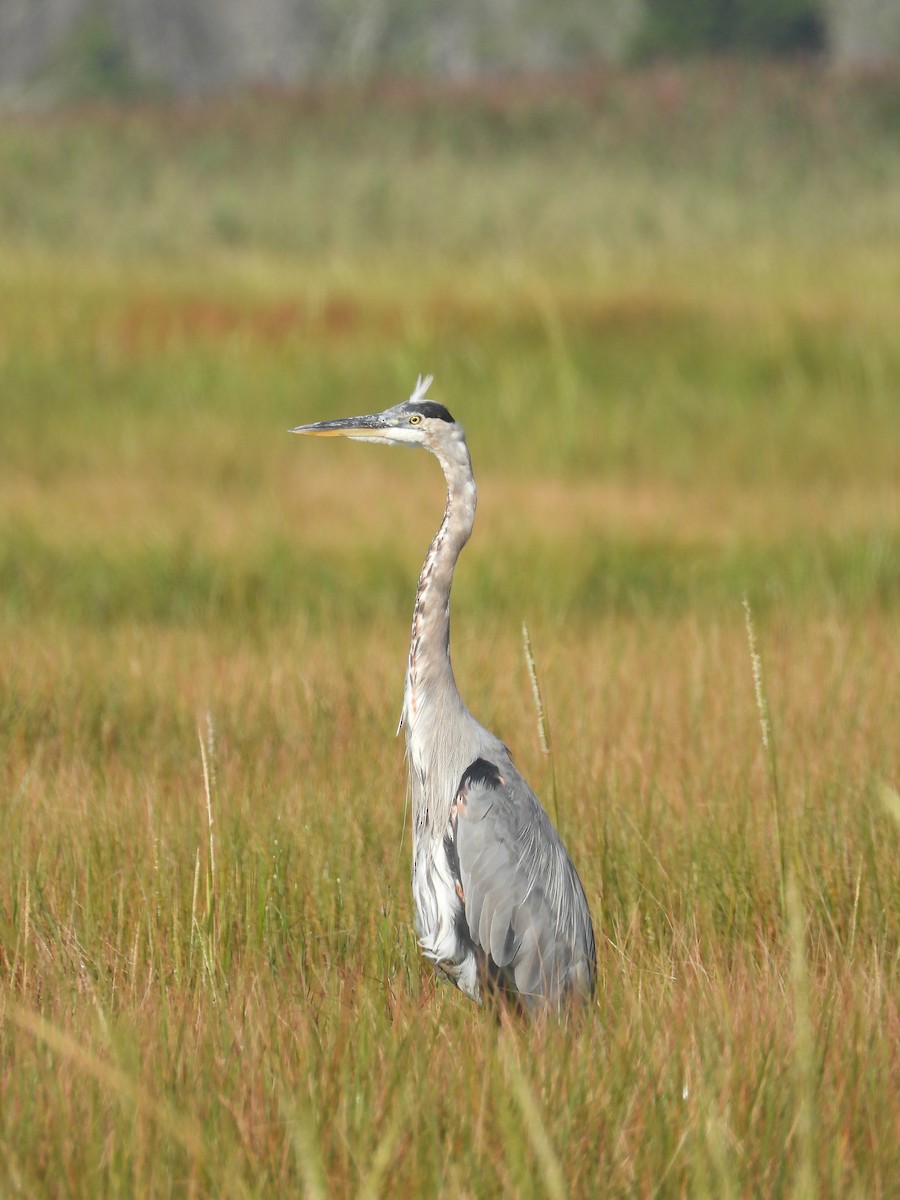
(1, 63, 899, 1196)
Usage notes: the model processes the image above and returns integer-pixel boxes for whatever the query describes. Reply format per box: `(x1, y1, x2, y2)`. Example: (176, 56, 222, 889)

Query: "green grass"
(1, 62, 899, 1197)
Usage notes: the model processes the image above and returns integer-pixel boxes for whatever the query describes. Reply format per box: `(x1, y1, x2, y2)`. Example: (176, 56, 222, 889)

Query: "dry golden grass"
(3, 606, 898, 1196)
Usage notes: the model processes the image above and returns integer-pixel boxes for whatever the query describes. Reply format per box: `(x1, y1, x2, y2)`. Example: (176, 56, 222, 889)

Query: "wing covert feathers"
(447, 757, 596, 1011)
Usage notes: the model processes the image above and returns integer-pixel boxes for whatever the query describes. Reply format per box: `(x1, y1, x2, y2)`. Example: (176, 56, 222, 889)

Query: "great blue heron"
(291, 375, 596, 1012)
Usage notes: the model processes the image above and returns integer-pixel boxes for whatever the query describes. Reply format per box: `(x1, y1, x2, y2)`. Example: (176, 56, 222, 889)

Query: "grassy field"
(1, 62, 899, 1196)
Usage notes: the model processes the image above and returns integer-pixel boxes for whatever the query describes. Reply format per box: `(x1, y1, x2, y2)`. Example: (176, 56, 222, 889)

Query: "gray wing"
(445, 757, 596, 1010)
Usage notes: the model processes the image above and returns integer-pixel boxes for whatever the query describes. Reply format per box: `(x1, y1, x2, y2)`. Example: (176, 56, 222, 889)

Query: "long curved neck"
(404, 430, 476, 736)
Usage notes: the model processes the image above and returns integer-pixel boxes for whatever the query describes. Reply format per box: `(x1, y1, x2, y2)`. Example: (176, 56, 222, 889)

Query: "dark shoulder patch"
(459, 757, 503, 793)
(416, 401, 455, 423)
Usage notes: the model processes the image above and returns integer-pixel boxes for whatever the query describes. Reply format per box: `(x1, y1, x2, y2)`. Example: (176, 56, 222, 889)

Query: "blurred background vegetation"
(1, 0, 899, 104)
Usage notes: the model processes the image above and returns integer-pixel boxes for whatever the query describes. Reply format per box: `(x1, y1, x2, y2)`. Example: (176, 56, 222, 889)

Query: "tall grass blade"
(786, 874, 817, 1200)
(743, 595, 786, 921)
(197, 712, 221, 987)
(500, 1035, 567, 1200)
(357, 1087, 408, 1200)
(281, 1088, 329, 1200)
(199, 712, 218, 905)
(522, 622, 560, 832)
(877, 781, 900, 826)
(9, 1005, 211, 1170)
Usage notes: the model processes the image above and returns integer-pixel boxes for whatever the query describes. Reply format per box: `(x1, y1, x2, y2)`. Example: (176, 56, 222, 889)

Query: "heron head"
(290, 375, 459, 449)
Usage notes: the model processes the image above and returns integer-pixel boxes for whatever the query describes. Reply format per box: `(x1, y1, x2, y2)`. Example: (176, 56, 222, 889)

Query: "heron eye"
(409, 414, 422, 425)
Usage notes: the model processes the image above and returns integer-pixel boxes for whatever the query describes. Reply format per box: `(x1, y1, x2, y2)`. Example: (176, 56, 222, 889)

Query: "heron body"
(292, 376, 596, 1012)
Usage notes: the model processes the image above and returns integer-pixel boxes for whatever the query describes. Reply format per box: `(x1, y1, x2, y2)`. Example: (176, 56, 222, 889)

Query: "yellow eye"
(409, 414, 422, 425)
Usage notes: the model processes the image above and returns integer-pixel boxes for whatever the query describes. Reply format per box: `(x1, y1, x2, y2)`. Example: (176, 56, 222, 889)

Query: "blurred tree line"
(636, 0, 825, 58)
(0, 0, 897, 102)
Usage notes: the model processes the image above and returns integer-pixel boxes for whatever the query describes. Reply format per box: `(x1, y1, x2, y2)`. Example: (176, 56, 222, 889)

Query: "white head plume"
(409, 374, 434, 404)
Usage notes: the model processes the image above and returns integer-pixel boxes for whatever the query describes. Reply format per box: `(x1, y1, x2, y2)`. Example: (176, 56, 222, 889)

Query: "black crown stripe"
(414, 401, 455, 423)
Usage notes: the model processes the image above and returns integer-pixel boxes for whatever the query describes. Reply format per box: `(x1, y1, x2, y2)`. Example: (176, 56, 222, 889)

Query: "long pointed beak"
(289, 413, 390, 439)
